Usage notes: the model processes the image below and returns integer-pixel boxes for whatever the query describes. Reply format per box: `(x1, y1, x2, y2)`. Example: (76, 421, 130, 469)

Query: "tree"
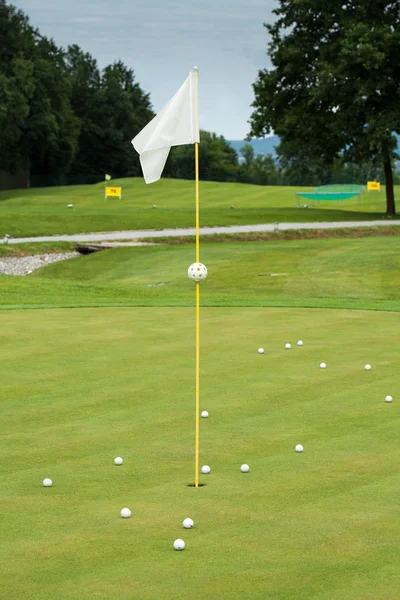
(96, 61, 153, 177)
(250, 0, 400, 214)
(0, 1, 35, 172)
(166, 131, 239, 182)
(65, 45, 102, 176)
(240, 143, 255, 169)
(23, 35, 80, 183)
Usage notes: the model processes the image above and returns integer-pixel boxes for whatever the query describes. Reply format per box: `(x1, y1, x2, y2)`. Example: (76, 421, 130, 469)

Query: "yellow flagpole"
(195, 142, 200, 487)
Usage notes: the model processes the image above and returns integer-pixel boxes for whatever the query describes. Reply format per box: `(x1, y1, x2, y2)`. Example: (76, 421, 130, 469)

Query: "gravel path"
(3, 220, 400, 244)
(0, 252, 80, 276)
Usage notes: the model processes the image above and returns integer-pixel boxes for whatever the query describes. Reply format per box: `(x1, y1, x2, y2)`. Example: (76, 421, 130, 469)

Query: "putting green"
(1, 307, 400, 599)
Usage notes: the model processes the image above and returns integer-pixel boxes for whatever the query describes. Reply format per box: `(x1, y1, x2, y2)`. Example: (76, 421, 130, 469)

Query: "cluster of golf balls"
(256, 340, 393, 462)
(41, 334, 394, 553)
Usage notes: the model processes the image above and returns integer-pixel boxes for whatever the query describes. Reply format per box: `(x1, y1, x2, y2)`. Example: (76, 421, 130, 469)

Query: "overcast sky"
(13, 0, 275, 139)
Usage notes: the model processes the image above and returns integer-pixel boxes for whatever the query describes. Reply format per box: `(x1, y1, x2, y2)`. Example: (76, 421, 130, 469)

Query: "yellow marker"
(367, 181, 380, 191)
(105, 186, 122, 199)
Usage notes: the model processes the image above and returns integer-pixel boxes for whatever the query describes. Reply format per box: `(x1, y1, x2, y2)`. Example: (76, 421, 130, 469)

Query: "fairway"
(0, 178, 397, 237)
(1, 236, 400, 311)
(2, 307, 400, 599)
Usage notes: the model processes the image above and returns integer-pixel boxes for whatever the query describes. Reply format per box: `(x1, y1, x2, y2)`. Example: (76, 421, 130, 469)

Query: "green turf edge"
(137, 225, 400, 245)
(1, 297, 399, 312)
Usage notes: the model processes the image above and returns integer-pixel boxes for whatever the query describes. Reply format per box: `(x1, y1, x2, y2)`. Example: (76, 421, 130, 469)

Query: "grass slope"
(1, 236, 400, 311)
(1, 307, 400, 599)
(0, 178, 397, 237)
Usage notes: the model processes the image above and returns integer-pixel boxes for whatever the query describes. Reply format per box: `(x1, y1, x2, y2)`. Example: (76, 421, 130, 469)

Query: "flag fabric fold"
(132, 69, 199, 184)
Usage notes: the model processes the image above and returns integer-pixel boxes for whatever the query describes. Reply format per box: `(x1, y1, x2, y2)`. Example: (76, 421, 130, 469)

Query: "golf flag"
(131, 68, 199, 184)
(105, 174, 111, 181)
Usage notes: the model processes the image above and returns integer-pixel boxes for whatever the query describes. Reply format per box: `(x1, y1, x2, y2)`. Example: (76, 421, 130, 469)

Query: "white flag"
(132, 69, 200, 184)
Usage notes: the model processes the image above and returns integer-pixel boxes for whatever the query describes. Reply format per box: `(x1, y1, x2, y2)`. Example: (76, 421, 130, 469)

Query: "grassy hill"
(1, 236, 400, 311)
(0, 178, 396, 238)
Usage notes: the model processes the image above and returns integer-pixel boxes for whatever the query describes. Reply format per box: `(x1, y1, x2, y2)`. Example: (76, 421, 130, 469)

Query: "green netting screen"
(297, 192, 361, 201)
(315, 184, 364, 194)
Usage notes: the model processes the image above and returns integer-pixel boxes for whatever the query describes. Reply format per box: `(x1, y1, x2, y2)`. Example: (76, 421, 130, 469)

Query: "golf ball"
(114, 457, 123, 465)
(285, 343, 291, 349)
(201, 465, 211, 474)
(295, 444, 304, 453)
(43, 478, 53, 487)
(320, 362, 326, 369)
(258, 348, 265, 354)
(385, 395, 393, 403)
(201, 410, 209, 418)
(174, 539, 185, 551)
(364, 364, 371, 371)
(297, 340, 303, 346)
(120, 507, 131, 518)
(183, 518, 194, 529)
(241, 464, 250, 473)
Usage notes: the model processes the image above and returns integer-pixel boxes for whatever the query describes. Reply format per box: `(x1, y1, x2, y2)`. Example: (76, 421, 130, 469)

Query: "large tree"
(250, 0, 400, 214)
(0, 1, 35, 172)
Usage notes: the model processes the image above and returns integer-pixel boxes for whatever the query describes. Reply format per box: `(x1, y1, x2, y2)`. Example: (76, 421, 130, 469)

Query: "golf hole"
(187, 483, 207, 487)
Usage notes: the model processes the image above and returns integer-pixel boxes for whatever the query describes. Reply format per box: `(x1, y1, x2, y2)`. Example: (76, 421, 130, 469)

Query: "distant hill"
(228, 134, 400, 161)
(227, 137, 280, 158)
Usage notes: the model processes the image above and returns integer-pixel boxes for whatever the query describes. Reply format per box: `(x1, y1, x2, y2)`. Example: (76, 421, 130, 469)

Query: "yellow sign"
(367, 181, 380, 191)
(105, 186, 122, 199)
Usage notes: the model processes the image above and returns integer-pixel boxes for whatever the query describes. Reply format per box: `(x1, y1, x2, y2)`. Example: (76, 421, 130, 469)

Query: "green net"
(315, 184, 364, 194)
(297, 192, 361, 201)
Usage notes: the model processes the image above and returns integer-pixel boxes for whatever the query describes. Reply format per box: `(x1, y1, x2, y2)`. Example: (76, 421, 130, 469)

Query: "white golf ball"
(364, 364, 371, 371)
(258, 348, 264, 354)
(120, 507, 131, 518)
(297, 340, 303, 346)
(174, 538, 185, 550)
(241, 464, 250, 473)
(320, 362, 326, 369)
(385, 395, 393, 403)
(285, 343, 291, 349)
(187, 262, 208, 282)
(201, 465, 210, 474)
(43, 478, 52, 487)
(201, 410, 209, 418)
(183, 518, 194, 529)
(114, 457, 123, 465)
(295, 444, 304, 453)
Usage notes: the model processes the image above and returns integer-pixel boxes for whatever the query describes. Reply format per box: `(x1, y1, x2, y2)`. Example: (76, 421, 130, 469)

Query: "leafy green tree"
(250, 154, 281, 186)
(0, 2, 35, 172)
(23, 36, 80, 183)
(166, 131, 239, 182)
(250, 0, 400, 214)
(96, 61, 153, 177)
(240, 143, 255, 169)
(65, 45, 102, 177)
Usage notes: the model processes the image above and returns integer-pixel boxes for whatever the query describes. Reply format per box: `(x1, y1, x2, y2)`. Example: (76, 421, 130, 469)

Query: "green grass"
(1, 236, 400, 311)
(1, 306, 400, 599)
(0, 242, 76, 257)
(0, 178, 397, 237)
(2, 235, 400, 598)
